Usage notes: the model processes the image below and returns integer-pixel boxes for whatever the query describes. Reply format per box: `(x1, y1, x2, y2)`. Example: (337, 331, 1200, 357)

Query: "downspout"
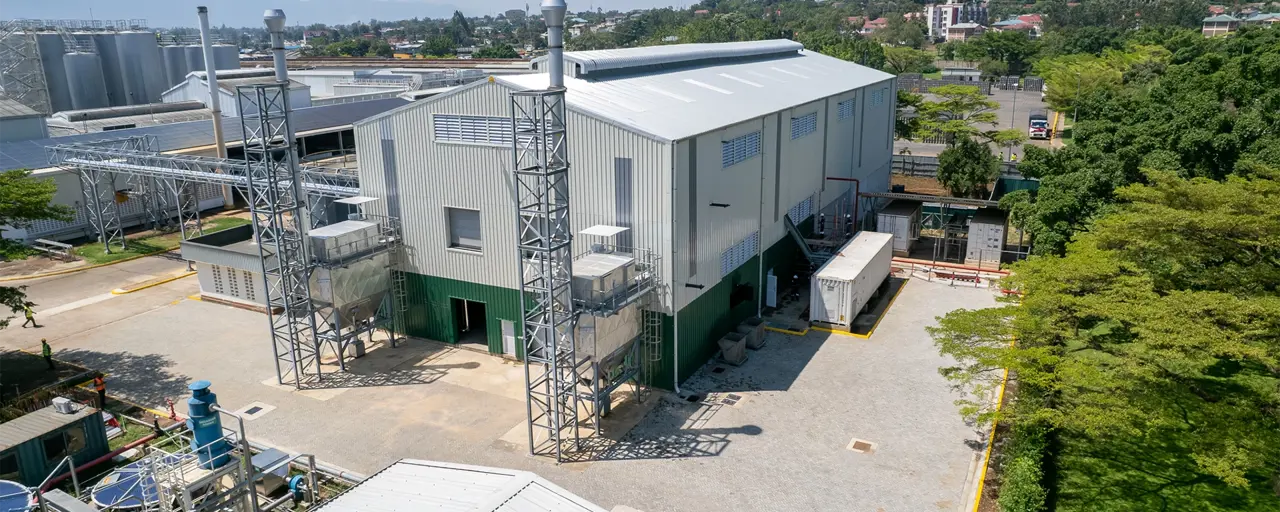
(757, 116, 766, 318)
(196, 6, 234, 208)
(671, 140, 681, 395)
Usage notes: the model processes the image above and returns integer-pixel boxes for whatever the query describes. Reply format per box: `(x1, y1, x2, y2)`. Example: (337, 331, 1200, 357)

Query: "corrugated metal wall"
(354, 81, 673, 309)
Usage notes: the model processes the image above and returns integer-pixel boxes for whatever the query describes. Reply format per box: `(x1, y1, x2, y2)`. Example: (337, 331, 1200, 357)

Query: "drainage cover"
(846, 437, 876, 453)
(712, 367, 726, 374)
(244, 406, 263, 415)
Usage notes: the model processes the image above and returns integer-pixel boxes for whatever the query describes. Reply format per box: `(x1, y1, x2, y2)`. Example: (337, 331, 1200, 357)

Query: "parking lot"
(3, 257, 997, 511)
(896, 87, 1055, 159)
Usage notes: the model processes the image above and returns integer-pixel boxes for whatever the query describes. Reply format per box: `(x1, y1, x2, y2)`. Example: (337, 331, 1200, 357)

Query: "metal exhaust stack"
(263, 9, 289, 83)
(542, 0, 567, 88)
(197, 6, 234, 207)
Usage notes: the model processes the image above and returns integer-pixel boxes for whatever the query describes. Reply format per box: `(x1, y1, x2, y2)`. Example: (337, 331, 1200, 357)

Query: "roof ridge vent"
(553, 39, 804, 77)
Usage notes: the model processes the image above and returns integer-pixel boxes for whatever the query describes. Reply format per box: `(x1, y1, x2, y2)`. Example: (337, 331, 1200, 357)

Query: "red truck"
(1028, 110, 1050, 140)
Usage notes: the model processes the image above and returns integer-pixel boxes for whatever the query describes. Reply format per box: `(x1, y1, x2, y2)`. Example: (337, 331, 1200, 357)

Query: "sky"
(7, 0, 695, 29)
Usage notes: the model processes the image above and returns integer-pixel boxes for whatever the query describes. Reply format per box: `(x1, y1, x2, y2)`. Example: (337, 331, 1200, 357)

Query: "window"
(721, 131, 761, 168)
(42, 432, 68, 463)
(447, 207, 482, 252)
(720, 231, 759, 278)
(211, 265, 225, 295)
(837, 99, 855, 120)
(64, 426, 86, 454)
(243, 271, 256, 301)
(0, 452, 18, 481)
(790, 112, 817, 140)
(433, 115, 512, 146)
(102, 123, 137, 131)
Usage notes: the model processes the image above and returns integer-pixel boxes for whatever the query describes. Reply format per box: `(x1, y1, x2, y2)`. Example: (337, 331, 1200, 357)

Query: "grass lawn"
(74, 217, 250, 265)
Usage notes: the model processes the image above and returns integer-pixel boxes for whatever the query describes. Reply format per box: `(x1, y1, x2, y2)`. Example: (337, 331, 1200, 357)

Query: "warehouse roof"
(537, 39, 805, 77)
(498, 42, 894, 141)
(0, 96, 43, 120)
(315, 459, 607, 512)
(0, 404, 96, 451)
(0, 98, 409, 172)
(47, 108, 214, 136)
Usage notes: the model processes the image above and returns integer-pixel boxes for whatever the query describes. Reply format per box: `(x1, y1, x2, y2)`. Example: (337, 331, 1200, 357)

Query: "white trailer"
(809, 231, 894, 329)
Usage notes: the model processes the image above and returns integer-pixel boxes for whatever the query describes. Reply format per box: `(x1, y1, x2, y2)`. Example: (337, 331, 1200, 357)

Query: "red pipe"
(825, 177, 860, 232)
(40, 433, 158, 491)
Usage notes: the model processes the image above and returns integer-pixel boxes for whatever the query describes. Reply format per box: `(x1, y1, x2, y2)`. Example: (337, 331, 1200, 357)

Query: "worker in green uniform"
(22, 303, 40, 328)
(42, 338, 54, 370)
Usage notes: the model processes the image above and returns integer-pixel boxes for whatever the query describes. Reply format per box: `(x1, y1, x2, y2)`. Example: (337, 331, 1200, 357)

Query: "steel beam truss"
(0, 21, 51, 114)
(238, 83, 324, 388)
(512, 89, 582, 462)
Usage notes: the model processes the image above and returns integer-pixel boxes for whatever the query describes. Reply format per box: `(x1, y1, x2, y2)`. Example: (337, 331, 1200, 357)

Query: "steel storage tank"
(91, 33, 127, 106)
(34, 33, 72, 112)
(62, 52, 109, 110)
(162, 45, 189, 87)
(185, 45, 205, 74)
(114, 31, 165, 105)
(212, 44, 239, 71)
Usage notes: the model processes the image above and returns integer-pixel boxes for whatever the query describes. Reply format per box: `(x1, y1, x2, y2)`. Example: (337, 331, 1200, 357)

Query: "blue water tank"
(186, 380, 231, 469)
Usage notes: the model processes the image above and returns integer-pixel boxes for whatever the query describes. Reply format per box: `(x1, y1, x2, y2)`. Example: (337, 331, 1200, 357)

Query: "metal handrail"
(36, 455, 80, 512)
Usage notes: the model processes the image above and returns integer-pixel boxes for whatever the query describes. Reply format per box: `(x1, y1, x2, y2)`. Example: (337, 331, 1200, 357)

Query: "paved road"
(901, 88, 1055, 159)
(0, 254, 193, 351)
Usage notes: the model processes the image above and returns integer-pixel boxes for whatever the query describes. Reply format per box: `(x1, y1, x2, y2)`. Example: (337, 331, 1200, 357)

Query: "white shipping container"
(965, 208, 1006, 269)
(809, 231, 894, 328)
(875, 200, 921, 256)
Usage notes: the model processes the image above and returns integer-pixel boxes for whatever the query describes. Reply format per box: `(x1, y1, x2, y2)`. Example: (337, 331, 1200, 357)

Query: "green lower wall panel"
(649, 233, 805, 389)
(403, 273, 523, 357)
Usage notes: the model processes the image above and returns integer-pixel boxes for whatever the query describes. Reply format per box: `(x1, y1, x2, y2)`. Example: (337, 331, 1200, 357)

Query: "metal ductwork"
(541, 0, 566, 89)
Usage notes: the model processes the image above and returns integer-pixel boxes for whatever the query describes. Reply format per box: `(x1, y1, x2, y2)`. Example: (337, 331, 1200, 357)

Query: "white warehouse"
(353, 40, 896, 387)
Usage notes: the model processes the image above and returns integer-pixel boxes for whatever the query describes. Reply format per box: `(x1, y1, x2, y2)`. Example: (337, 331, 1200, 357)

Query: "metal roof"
(315, 459, 607, 512)
(540, 39, 804, 76)
(47, 108, 214, 136)
(219, 77, 309, 92)
(0, 404, 96, 451)
(1203, 14, 1240, 22)
(0, 96, 42, 120)
(498, 47, 894, 141)
(0, 98, 409, 172)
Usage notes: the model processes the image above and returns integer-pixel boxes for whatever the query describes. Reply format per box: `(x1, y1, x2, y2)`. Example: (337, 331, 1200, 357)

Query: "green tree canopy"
(931, 172, 1280, 510)
(882, 46, 934, 74)
(0, 169, 71, 327)
(936, 136, 1000, 198)
(915, 84, 999, 141)
(473, 44, 519, 59)
(420, 35, 455, 57)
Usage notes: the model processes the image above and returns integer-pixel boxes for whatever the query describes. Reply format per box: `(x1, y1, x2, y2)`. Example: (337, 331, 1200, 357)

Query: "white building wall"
(354, 81, 674, 307)
(162, 77, 311, 116)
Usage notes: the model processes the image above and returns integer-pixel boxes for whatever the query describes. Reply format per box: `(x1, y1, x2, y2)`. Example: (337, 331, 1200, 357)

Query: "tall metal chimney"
(541, 0, 567, 88)
(263, 9, 289, 83)
(197, 6, 234, 207)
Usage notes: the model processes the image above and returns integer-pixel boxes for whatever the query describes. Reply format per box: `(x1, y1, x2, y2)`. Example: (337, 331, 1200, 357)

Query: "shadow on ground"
(53, 348, 190, 408)
(563, 393, 762, 462)
(295, 360, 482, 390)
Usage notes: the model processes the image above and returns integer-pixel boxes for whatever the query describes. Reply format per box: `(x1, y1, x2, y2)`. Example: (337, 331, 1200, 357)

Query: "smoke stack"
(197, 6, 234, 207)
(263, 9, 288, 83)
(541, 0, 567, 89)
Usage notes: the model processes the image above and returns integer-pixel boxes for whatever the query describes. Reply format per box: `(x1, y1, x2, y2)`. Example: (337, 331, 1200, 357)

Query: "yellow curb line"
(111, 271, 196, 294)
(764, 279, 910, 340)
(0, 248, 178, 282)
(972, 365, 1011, 512)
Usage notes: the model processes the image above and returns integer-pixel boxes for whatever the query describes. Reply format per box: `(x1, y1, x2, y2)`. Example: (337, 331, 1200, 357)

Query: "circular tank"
(162, 45, 189, 87)
(90, 33, 127, 106)
(185, 45, 205, 75)
(34, 32, 71, 112)
(63, 52, 109, 110)
(212, 44, 240, 71)
(114, 31, 165, 105)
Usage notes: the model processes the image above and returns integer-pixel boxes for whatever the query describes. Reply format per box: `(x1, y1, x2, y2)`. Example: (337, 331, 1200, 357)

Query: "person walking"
(94, 374, 107, 409)
(22, 304, 39, 328)
(41, 338, 54, 370)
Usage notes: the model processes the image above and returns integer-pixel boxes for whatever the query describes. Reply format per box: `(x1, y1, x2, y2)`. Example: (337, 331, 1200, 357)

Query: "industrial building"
(353, 39, 897, 387)
(0, 403, 109, 487)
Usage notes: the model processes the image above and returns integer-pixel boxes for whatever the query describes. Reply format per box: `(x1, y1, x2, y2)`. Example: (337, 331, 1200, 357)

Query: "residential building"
(1202, 14, 1241, 36)
(925, 1, 988, 40)
(947, 22, 985, 41)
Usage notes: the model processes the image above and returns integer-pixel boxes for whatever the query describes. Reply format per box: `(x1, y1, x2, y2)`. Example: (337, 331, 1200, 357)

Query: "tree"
(0, 169, 71, 328)
(931, 172, 1280, 509)
(895, 89, 923, 139)
(566, 30, 617, 51)
(915, 84, 999, 141)
(882, 46, 934, 74)
(798, 30, 885, 69)
(420, 35, 455, 57)
(473, 44, 519, 59)
(936, 136, 999, 197)
(873, 14, 927, 49)
(368, 40, 394, 58)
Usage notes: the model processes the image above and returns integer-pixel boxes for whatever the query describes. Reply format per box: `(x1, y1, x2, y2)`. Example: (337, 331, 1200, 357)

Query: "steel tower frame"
(238, 82, 325, 388)
(0, 21, 51, 114)
(512, 89, 582, 462)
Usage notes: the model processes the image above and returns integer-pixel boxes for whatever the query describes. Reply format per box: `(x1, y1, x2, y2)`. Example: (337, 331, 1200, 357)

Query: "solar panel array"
(0, 98, 410, 172)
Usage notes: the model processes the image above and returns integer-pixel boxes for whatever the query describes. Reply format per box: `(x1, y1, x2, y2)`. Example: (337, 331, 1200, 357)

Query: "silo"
(34, 33, 72, 112)
(62, 52, 109, 109)
(114, 31, 166, 105)
(211, 44, 239, 71)
(162, 45, 189, 87)
(185, 45, 205, 74)
(91, 33, 127, 106)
